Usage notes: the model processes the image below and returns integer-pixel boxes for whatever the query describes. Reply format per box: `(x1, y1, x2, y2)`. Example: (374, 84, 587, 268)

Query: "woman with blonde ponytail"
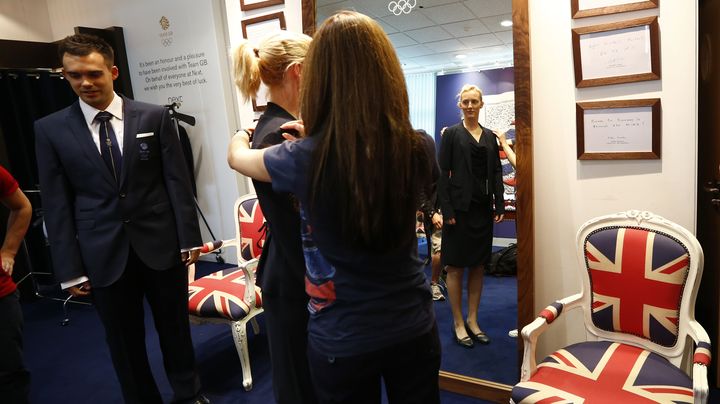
(231, 31, 316, 404)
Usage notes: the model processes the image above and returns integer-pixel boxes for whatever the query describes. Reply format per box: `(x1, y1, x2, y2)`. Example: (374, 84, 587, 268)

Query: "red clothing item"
(0, 165, 19, 298)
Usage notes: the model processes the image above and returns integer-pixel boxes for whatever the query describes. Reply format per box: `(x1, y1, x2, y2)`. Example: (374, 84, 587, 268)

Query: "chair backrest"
(235, 194, 266, 263)
(576, 210, 703, 365)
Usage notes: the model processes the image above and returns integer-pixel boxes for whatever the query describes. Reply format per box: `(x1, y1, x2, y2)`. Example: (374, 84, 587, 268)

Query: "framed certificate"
(576, 98, 661, 160)
(241, 12, 286, 40)
(571, 0, 658, 19)
(240, 0, 284, 11)
(572, 16, 660, 88)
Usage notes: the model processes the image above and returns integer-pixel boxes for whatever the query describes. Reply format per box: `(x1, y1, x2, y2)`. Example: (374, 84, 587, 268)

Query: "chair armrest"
(199, 239, 236, 255)
(187, 239, 237, 283)
(520, 293, 583, 381)
(688, 320, 711, 404)
(240, 258, 260, 307)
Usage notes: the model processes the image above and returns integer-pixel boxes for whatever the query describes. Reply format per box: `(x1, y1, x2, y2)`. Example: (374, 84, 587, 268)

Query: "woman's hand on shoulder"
(280, 120, 305, 141)
(493, 130, 508, 146)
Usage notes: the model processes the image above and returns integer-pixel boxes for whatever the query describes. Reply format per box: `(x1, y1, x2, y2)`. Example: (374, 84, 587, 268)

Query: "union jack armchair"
(187, 194, 266, 391)
(511, 210, 711, 404)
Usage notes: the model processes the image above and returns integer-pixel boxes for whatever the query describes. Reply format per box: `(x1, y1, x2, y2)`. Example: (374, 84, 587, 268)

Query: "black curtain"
(0, 69, 76, 295)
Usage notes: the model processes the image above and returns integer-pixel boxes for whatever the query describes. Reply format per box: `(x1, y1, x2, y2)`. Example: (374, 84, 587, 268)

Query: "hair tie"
(253, 48, 260, 57)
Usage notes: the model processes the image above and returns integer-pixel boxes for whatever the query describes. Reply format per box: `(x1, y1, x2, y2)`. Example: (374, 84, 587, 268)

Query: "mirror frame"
(300, 1, 533, 401)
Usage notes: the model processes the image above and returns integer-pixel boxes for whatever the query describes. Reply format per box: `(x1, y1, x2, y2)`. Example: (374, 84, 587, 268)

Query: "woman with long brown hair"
(228, 11, 440, 404)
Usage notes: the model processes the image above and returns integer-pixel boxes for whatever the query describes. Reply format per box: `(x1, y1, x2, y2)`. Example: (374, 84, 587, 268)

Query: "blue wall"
(434, 68, 515, 144)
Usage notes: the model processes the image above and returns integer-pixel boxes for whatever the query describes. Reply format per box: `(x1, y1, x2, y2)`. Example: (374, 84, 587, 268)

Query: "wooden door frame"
(300, 1, 534, 401)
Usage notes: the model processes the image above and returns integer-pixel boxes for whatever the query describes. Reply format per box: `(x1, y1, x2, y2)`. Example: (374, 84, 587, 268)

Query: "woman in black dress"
(232, 31, 316, 403)
(438, 84, 504, 348)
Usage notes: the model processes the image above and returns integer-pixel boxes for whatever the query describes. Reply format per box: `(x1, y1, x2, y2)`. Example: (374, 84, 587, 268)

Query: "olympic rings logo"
(388, 0, 416, 15)
(161, 38, 173, 47)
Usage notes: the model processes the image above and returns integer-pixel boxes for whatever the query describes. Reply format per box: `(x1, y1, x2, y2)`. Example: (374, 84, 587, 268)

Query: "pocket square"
(136, 132, 154, 138)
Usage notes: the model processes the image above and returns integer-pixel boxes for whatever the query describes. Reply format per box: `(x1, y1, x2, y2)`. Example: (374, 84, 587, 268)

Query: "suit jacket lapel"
(459, 126, 473, 176)
(66, 102, 116, 187)
(121, 97, 139, 188)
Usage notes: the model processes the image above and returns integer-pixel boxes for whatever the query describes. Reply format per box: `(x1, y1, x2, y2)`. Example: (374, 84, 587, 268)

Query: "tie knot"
(95, 111, 113, 123)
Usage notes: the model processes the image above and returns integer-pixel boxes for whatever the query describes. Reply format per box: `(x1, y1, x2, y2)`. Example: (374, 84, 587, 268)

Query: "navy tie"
(95, 111, 122, 182)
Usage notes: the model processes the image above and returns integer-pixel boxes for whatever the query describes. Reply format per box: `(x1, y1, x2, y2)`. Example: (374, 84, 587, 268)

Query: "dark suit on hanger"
(34, 95, 203, 403)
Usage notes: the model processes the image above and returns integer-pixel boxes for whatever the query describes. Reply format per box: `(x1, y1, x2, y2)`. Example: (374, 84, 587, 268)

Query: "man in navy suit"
(35, 34, 207, 404)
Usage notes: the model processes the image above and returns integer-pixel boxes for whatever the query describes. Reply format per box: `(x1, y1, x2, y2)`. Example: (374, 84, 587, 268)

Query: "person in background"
(0, 165, 32, 404)
(495, 130, 516, 169)
(417, 129, 445, 302)
(232, 31, 316, 404)
(438, 84, 504, 349)
(227, 11, 441, 403)
(34, 34, 207, 404)
(428, 207, 445, 301)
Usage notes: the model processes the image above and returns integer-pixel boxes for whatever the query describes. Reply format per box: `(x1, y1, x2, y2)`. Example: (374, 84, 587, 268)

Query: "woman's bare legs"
(465, 264, 485, 335)
(445, 265, 469, 339)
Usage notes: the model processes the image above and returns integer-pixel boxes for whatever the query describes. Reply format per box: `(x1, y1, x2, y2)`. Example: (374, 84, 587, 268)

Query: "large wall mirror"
(301, 0, 532, 401)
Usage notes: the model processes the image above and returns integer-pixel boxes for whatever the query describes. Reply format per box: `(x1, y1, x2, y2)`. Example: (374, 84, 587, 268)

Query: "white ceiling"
(316, 0, 513, 75)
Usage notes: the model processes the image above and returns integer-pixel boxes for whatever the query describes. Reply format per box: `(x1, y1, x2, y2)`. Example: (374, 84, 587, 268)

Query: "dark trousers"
(307, 323, 441, 404)
(264, 295, 317, 404)
(0, 290, 30, 404)
(92, 249, 200, 404)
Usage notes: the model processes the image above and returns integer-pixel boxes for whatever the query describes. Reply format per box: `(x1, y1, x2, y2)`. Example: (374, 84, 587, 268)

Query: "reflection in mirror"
(315, 0, 519, 391)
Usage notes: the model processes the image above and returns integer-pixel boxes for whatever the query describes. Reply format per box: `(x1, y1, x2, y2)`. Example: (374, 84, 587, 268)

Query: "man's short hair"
(58, 33, 115, 66)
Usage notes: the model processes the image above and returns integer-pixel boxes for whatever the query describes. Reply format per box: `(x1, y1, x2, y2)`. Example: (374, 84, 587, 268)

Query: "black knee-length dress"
(441, 135, 494, 268)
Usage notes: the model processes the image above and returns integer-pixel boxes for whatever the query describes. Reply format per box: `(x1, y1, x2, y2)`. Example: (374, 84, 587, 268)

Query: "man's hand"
(182, 249, 201, 266)
(68, 281, 92, 297)
(1, 250, 15, 276)
(432, 212, 443, 229)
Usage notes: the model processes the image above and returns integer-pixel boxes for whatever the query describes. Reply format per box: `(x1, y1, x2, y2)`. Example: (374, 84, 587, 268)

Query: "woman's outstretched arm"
(227, 130, 272, 182)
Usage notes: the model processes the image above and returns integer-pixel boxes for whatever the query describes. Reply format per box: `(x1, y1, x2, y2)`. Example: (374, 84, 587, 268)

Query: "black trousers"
(307, 323, 441, 404)
(264, 295, 317, 404)
(0, 290, 30, 404)
(92, 249, 200, 404)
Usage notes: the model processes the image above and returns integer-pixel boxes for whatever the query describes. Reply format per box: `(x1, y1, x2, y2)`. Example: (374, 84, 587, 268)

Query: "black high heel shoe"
(465, 321, 491, 345)
(452, 324, 474, 348)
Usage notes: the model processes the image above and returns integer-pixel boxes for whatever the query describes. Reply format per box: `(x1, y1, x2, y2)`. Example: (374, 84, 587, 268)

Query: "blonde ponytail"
(232, 31, 311, 101)
(232, 40, 261, 102)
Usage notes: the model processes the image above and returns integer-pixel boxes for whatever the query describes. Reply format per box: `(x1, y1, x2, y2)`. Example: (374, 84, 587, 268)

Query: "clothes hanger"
(165, 102, 196, 126)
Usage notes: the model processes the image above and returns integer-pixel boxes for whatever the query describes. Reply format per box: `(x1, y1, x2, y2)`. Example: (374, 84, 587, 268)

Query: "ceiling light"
(455, 54, 467, 59)
(500, 20, 513, 27)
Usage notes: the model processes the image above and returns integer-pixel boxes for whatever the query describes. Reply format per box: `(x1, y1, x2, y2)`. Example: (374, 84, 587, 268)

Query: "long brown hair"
(300, 11, 431, 252)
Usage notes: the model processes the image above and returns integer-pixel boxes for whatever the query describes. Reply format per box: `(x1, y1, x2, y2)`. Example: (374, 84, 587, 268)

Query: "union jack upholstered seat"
(187, 194, 266, 391)
(512, 210, 711, 404)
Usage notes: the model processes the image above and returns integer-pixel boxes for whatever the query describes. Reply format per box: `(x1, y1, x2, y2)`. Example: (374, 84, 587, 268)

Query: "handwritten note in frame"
(571, 0, 658, 19)
(572, 16, 660, 88)
(576, 98, 661, 160)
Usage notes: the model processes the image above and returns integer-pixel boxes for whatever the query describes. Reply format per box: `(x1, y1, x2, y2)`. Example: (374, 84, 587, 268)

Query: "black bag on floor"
(488, 244, 517, 276)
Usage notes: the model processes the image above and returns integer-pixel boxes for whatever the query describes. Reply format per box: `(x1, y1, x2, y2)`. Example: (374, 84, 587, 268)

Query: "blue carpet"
(433, 275, 518, 384)
(20, 261, 497, 403)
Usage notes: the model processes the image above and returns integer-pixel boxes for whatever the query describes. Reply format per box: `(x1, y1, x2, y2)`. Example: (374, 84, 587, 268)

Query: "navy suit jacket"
(437, 123, 505, 220)
(34, 96, 201, 288)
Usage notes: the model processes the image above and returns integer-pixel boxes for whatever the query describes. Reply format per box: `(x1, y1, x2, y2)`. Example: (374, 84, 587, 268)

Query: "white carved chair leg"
(231, 319, 253, 391)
